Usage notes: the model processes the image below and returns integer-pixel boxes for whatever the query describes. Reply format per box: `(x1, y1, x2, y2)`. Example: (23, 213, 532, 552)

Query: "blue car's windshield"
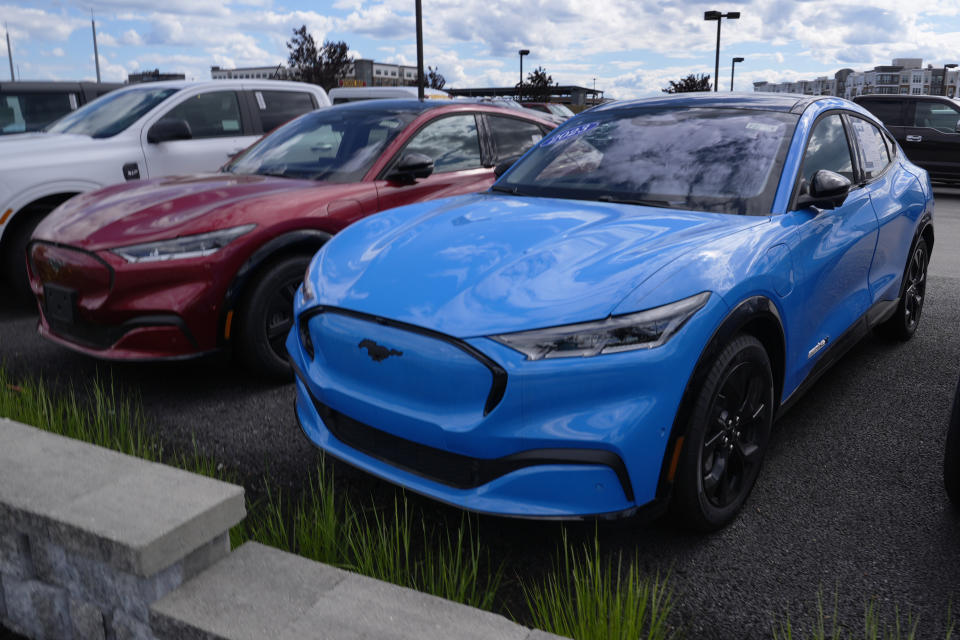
(226, 107, 417, 182)
(45, 87, 179, 138)
(496, 107, 799, 216)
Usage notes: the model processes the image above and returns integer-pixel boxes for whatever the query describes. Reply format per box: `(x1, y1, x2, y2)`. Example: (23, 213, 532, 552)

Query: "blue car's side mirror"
(796, 169, 852, 210)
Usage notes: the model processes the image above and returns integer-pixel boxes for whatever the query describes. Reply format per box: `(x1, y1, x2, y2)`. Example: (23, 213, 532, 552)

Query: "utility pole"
(5, 24, 13, 82)
(91, 10, 101, 83)
(415, 0, 424, 100)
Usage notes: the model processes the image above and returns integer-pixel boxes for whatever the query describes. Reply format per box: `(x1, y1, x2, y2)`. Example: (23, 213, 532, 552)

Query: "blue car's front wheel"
(674, 334, 774, 531)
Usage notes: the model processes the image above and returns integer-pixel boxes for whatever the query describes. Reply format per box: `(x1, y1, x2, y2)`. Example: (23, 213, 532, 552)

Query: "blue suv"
(287, 93, 934, 530)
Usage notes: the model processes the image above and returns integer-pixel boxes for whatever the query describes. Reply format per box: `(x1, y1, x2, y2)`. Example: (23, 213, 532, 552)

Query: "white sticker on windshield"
(255, 91, 266, 110)
(542, 121, 600, 146)
(746, 121, 781, 133)
(222, 119, 240, 132)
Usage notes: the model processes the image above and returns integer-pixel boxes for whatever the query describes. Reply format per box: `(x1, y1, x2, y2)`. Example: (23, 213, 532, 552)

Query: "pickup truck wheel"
(3, 211, 44, 300)
(237, 254, 311, 380)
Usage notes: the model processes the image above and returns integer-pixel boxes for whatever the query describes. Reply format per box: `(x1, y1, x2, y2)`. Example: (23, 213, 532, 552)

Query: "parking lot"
(2, 187, 959, 638)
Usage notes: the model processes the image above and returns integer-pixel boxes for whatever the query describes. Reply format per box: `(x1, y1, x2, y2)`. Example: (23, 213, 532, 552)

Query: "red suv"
(27, 100, 554, 377)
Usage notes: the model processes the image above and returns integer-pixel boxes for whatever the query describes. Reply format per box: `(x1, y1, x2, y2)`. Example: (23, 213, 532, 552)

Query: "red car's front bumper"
(28, 241, 231, 360)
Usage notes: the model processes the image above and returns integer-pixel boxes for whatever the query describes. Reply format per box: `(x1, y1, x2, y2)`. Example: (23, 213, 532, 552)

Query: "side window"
(913, 101, 960, 133)
(848, 117, 890, 180)
(161, 91, 243, 139)
(800, 114, 855, 187)
(255, 90, 316, 132)
(403, 114, 482, 173)
(487, 115, 544, 161)
(857, 100, 904, 126)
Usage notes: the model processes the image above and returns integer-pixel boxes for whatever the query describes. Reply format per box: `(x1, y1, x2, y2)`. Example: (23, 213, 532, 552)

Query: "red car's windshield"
(226, 107, 417, 182)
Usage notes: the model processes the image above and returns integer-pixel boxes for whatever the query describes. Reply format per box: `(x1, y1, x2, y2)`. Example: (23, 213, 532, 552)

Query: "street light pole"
(731, 56, 744, 91)
(415, 0, 424, 100)
(942, 63, 957, 97)
(518, 49, 530, 101)
(704, 11, 740, 92)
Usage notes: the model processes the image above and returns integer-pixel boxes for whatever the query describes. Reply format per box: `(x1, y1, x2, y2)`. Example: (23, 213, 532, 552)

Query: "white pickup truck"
(0, 79, 329, 296)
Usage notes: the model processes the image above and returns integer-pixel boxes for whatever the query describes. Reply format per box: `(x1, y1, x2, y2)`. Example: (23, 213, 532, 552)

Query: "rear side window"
(487, 115, 544, 161)
(800, 114, 855, 185)
(161, 91, 243, 139)
(857, 99, 904, 126)
(255, 90, 317, 132)
(403, 114, 482, 173)
(913, 101, 960, 133)
(848, 117, 891, 180)
(0, 93, 77, 133)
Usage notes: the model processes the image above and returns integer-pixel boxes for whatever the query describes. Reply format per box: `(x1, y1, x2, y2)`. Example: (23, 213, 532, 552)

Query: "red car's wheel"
(237, 254, 312, 380)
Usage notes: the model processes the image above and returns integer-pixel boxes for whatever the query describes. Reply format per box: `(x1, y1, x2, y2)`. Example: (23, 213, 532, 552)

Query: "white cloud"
(52, 47, 65, 57)
(121, 29, 144, 46)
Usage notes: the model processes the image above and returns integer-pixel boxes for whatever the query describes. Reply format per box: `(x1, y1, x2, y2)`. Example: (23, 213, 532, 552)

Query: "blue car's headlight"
(490, 292, 711, 360)
(110, 224, 256, 263)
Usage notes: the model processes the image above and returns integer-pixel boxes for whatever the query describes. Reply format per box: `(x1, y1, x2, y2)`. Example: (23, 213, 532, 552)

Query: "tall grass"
(235, 463, 505, 610)
(773, 590, 955, 640)
(521, 530, 676, 640)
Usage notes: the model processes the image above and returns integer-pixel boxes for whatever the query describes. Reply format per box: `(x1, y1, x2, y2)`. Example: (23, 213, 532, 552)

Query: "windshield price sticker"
(542, 121, 600, 146)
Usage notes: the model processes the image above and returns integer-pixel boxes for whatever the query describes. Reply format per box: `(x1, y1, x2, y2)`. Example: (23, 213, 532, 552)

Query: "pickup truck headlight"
(110, 224, 255, 263)
(490, 292, 711, 360)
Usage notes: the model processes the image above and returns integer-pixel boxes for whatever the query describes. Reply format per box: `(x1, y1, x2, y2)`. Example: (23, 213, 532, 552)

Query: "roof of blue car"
(593, 92, 822, 114)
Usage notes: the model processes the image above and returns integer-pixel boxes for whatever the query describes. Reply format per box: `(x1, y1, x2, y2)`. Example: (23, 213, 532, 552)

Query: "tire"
(3, 211, 45, 301)
(878, 238, 929, 341)
(945, 375, 960, 507)
(236, 254, 312, 380)
(672, 334, 775, 531)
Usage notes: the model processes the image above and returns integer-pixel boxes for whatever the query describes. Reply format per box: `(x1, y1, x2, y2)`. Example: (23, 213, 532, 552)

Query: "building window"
(912, 87, 922, 95)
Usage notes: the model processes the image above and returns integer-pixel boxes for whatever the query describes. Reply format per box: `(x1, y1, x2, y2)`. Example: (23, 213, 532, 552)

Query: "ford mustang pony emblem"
(358, 339, 402, 362)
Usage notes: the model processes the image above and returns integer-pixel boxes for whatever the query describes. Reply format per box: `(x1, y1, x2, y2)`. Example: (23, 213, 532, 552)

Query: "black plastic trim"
(46, 312, 198, 351)
(300, 305, 507, 416)
(220, 229, 332, 345)
(653, 295, 784, 506)
(289, 360, 634, 501)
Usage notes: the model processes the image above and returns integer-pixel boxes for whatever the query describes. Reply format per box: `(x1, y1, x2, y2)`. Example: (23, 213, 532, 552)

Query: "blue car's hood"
(313, 193, 763, 337)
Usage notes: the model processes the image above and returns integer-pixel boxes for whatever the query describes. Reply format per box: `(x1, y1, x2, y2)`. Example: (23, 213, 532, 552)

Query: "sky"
(5, 0, 960, 99)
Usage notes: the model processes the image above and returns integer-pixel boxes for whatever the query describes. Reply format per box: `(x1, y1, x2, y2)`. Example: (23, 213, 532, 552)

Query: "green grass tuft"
(520, 530, 675, 640)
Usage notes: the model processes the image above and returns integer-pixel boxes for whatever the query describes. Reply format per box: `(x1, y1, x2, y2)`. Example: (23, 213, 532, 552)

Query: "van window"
(914, 101, 960, 133)
(856, 99, 904, 126)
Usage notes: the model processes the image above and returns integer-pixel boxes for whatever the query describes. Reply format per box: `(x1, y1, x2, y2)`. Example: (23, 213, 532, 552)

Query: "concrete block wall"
(0, 418, 245, 640)
(0, 418, 565, 640)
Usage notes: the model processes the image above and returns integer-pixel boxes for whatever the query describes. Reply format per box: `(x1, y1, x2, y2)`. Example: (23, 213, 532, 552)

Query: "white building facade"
(754, 59, 960, 99)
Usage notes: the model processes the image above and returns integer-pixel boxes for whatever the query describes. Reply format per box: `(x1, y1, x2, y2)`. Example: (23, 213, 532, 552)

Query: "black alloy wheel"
(879, 238, 929, 341)
(674, 334, 774, 531)
(237, 254, 312, 379)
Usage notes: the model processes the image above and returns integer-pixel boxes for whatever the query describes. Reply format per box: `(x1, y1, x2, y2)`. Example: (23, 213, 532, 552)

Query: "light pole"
(942, 63, 957, 96)
(704, 10, 740, 92)
(415, 0, 424, 100)
(518, 49, 530, 101)
(731, 56, 744, 91)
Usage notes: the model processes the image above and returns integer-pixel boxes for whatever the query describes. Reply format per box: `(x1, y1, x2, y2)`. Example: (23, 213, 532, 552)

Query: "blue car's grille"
(303, 388, 634, 500)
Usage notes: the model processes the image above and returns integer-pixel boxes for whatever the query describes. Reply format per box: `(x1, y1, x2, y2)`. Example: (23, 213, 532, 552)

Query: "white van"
(328, 86, 448, 104)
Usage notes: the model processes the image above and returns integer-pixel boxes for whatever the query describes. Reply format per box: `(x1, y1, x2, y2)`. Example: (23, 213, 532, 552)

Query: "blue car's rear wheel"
(879, 238, 928, 341)
(674, 334, 774, 531)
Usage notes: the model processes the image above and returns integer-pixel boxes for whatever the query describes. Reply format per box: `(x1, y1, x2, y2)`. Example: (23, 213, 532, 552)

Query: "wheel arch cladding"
(220, 229, 332, 343)
(655, 295, 785, 502)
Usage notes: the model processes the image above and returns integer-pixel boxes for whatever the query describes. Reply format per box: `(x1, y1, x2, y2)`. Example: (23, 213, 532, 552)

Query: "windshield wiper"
(256, 169, 289, 178)
(490, 184, 532, 196)
(595, 195, 676, 208)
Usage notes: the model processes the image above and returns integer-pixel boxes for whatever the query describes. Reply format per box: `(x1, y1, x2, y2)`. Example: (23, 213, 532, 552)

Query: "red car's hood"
(33, 173, 366, 251)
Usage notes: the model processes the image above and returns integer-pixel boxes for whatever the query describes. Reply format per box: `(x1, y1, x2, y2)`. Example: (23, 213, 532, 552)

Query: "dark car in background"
(0, 81, 122, 134)
(854, 94, 960, 183)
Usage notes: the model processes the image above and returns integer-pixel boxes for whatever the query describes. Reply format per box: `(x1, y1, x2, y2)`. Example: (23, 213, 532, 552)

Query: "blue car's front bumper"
(288, 297, 724, 518)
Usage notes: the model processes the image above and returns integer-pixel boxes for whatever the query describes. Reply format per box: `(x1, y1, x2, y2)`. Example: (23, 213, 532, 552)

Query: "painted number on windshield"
(542, 121, 599, 146)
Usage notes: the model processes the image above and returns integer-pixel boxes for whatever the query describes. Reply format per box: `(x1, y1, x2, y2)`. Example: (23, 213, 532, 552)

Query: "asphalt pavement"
(1, 188, 959, 638)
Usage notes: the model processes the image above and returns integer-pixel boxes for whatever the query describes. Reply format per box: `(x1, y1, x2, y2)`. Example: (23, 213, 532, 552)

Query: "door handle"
(906, 135, 922, 142)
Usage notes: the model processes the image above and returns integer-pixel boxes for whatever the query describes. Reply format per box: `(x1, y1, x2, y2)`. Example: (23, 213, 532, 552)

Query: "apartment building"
(754, 59, 960, 98)
(210, 60, 419, 87)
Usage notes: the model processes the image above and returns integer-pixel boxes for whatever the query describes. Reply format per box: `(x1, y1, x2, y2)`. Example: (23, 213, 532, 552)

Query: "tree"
(286, 26, 351, 91)
(525, 66, 553, 101)
(426, 66, 445, 90)
(662, 73, 712, 93)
